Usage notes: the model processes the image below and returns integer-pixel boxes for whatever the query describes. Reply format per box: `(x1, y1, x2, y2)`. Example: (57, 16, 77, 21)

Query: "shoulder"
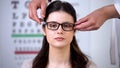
(86, 60, 97, 68)
(21, 59, 33, 68)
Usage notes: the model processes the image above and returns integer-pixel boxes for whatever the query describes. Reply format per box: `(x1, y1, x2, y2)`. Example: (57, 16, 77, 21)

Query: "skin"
(29, 0, 120, 31)
(43, 11, 75, 68)
(28, 0, 48, 23)
(74, 4, 120, 31)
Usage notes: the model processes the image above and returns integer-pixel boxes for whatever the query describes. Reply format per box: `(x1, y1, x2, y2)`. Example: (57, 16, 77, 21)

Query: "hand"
(74, 10, 106, 31)
(74, 4, 120, 31)
(28, 0, 48, 23)
(74, 8, 108, 31)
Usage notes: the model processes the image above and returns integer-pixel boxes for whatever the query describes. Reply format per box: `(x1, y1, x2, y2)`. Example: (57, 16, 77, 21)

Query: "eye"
(48, 22, 58, 28)
(63, 23, 73, 28)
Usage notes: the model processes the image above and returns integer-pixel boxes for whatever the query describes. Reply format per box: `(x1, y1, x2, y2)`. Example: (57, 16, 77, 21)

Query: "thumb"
(75, 17, 88, 25)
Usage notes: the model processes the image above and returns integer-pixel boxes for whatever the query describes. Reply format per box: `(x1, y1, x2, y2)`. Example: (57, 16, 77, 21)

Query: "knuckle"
(91, 20, 96, 25)
(94, 25, 100, 30)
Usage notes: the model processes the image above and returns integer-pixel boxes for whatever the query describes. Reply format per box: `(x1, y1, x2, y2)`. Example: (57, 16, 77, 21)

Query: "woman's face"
(43, 11, 75, 48)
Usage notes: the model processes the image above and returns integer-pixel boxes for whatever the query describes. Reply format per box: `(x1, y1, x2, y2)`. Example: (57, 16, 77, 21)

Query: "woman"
(22, 1, 96, 68)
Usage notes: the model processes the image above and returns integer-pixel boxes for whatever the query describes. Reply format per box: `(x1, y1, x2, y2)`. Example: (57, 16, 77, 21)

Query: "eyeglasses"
(43, 21, 75, 31)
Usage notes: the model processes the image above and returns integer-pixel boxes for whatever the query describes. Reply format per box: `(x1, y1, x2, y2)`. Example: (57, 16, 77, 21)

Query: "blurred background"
(0, 0, 120, 68)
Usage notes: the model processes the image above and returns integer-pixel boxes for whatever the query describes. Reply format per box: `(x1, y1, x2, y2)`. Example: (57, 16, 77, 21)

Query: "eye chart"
(11, 0, 44, 67)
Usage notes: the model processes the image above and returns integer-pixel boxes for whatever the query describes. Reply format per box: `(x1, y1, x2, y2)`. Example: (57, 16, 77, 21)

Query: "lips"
(54, 37, 64, 41)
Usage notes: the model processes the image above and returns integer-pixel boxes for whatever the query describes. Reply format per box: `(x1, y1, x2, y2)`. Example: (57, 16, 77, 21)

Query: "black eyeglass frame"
(43, 21, 75, 31)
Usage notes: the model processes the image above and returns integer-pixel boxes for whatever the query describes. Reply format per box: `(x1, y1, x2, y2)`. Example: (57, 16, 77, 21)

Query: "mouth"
(54, 37, 64, 41)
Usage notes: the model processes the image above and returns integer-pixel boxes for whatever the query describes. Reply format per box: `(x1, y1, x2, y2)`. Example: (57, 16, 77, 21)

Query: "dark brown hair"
(32, 1, 89, 68)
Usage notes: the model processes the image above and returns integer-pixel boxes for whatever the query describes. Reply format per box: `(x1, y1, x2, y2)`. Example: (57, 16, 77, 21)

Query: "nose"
(57, 25, 63, 34)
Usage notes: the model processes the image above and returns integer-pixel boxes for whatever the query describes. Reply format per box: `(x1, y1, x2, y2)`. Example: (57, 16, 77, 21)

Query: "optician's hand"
(74, 4, 120, 31)
(29, 0, 120, 31)
(74, 9, 107, 31)
(28, 0, 48, 23)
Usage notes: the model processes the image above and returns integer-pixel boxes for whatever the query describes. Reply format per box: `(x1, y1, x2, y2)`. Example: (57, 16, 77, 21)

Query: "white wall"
(0, 0, 119, 68)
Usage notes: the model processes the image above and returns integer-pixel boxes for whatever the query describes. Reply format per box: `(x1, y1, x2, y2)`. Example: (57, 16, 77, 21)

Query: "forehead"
(46, 11, 74, 23)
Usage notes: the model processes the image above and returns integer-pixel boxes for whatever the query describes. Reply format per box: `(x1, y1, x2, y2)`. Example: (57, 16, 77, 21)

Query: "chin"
(51, 43, 70, 48)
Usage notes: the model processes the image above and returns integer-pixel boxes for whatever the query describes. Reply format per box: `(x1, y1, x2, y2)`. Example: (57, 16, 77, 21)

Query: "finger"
(74, 21, 94, 30)
(38, 18, 44, 24)
(28, 2, 33, 19)
(31, 7, 41, 23)
(78, 26, 98, 31)
(76, 23, 100, 31)
(85, 24, 99, 30)
(40, 2, 47, 18)
(29, 3, 41, 23)
(75, 17, 88, 25)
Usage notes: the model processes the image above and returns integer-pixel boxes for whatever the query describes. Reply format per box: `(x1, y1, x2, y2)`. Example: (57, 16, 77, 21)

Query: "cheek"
(44, 27, 54, 36)
(45, 29, 55, 36)
(45, 30, 55, 43)
(65, 32, 75, 42)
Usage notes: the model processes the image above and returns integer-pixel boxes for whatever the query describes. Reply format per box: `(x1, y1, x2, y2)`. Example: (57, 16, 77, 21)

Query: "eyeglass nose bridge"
(56, 23, 65, 31)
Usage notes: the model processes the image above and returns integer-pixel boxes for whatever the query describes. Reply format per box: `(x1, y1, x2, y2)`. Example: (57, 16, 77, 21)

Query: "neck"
(48, 45, 71, 65)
